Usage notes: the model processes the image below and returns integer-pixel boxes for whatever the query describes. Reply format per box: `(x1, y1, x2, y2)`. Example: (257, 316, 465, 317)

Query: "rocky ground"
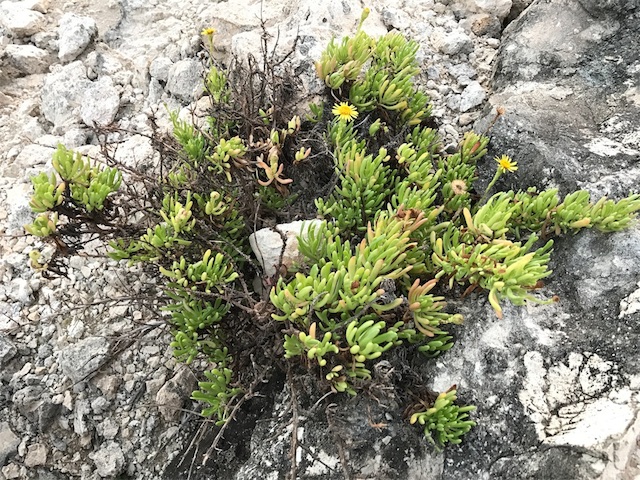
(1, 0, 639, 479)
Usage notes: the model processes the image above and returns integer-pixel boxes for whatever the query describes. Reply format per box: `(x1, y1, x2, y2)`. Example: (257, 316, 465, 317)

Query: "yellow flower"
(495, 155, 517, 173)
(201, 27, 216, 36)
(332, 102, 358, 122)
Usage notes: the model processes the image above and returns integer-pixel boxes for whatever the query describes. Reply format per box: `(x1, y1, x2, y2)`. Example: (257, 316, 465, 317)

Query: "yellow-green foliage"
(23, 16, 640, 448)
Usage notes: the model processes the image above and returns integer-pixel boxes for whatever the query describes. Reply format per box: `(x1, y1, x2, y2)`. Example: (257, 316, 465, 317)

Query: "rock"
(57, 13, 98, 63)
(0, 334, 17, 365)
(0, 1, 45, 37)
(12, 386, 43, 421)
(73, 398, 91, 436)
(1, 464, 20, 479)
(506, 0, 534, 22)
(459, 0, 513, 21)
(113, 134, 155, 169)
(23, 443, 47, 467)
(149, 56, 173, 82)
(6, 278, 33, 306)
(41, 62, 92, 131)
(80, 76, 120, 127)
(0, 422, 20, 465)
(59, 336, 110, 383)
(4, 44, 50, 74)
(91, 396, 109, 414)
(431, 27, 473, 55)
(38, 400, 61, 432)
(89, 442, 125, 477)
(459, 81, 486, 112)
(249, 219, 323, 277)
(156, 367, 196, 422)
(483, 0, 640, 199)
(166, 59, 204, 102)
(577, 0, 637, 15)
(464, 13, 502, 38)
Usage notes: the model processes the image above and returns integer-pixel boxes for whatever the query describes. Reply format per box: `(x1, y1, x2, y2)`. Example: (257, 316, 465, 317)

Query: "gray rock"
(59, 336, 110, 383)
(459, 81, 486, 112)
(73, 398, 90, 436)
(149, 56, 172, 82)
(80, 76, 120, 127)
(155, 367, 196, 422)
(90, 442, 125, 477)
(0, 422, 20, 465)
(57, 13, 98, 63)
(4, 44, 50, 74)
(0, 2, 45, 37)
(506, 0, 534, 22)
(23, 443, 47, 467)
(38, 400, 61, 432)
(577, 0, 637, 15)
(91, 396, 109, 414)
(460, 0, 513, 21)
(463, 13, 502, 38)
(0, 334, 17, 365)
(41, 62, 92, 131)
(12, 385, 44, 421)
(431, 27, 473, 55)
(166, 59, 204, 102)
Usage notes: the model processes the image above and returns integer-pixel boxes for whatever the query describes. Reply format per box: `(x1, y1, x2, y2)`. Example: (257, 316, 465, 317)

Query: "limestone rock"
(89, 442, 126, 478)
(0, 422, 19, 465)
(59, 336, 110, 383)
(249, 219, 323, 277)
(156, 367, 196, 422)
(0, 334, 17, 365)
(166, 59, 204, 102)
(459, 81, 486, 112)
(4, 44, 50, 74)
(80, 76, 120, 127)
(6, 278, 33, 305)
(57, 13, 98, 63)
(0, 1, 45, 37)
(149, 56, 173, 82)
(23, 443, 47, 467)
(431, 27, 473, 55)
(41, 61, 92, 130)
(461, 0, 513, 21)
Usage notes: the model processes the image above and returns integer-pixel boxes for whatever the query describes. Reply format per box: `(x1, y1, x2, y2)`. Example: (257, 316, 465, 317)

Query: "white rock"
(149, 56, 173, 82)
(59, 336, 110, 383)
(41, 62, 92, 131)
(113, 134, 155, 168)
(0, 2, 44, 37)
(7, 278, 32, 305)
(166, 59, 204, 102)
(23, 443, 47, 467)
(58, 13, 98, 63)
(0, 422, 20, 465)
(80, 76, 120, 127)
(1, 464, 20, 480)
(8, 0, 49, 13)
(5, 183, 33, 233)
(89, 442, 125, 478)
(430, 27, 473, 56)
(4, 44, 49, 74)
(249, 219, 323, 277)
(461, 0, 513, 21)
(459, 81, 486, 112)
